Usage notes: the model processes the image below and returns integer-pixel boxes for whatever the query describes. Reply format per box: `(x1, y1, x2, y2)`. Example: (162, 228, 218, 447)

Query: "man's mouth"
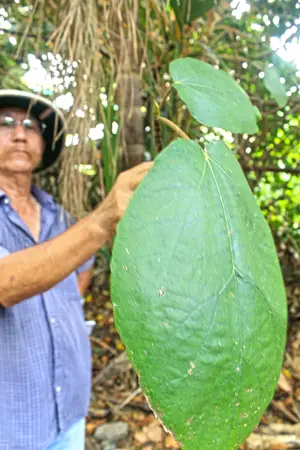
(12, 149, 30, 156)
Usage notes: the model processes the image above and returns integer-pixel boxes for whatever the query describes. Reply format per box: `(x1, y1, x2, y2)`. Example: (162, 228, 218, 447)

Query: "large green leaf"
(264, 66, 288, 108)
(170, 58, 258, 134)
(170, 0, 215, 28)
(111, 139, 287, 449)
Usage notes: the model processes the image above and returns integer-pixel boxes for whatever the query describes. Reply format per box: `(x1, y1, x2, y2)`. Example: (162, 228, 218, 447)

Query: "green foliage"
(100, 96, 120, 194)
(170, 0, 215, 28)
(111, 139, 287, 449)
(170, 58, 258, 133)
(1, 2, 298, 446)
(263, 66, 288, 108)
(1, 0, 299, 250)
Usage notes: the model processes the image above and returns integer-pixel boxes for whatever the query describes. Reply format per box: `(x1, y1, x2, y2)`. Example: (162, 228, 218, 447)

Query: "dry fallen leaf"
(134, 431, 148, 444)
(292, 356, 300, 374)
(85, 420, 106, 435)
(86, 422, 98, 435)
(270, 444, 288, 450)
(165, 433, 181, 448)
(131, 411, 146, 422)
(260, 415, 269, 425)
(143, 421, 164, 443)
(277, 372, 292, 393)
(295, 387, 300, 401)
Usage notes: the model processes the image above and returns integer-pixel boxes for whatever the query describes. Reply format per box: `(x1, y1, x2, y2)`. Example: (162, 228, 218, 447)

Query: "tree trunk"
(117, 72, 145, 170)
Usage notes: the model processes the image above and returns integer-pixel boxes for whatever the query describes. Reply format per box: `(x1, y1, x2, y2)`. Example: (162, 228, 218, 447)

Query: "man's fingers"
(127, 162, 154, 189)
(130, 161, 154, 175)
(129, 170, 150, 189)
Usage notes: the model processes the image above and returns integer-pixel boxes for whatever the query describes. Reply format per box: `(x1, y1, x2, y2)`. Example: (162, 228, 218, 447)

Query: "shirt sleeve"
(0, 246, 10, 259)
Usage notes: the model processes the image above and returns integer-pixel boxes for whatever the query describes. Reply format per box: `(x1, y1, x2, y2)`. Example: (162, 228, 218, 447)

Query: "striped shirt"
(0, 185, 94, 450)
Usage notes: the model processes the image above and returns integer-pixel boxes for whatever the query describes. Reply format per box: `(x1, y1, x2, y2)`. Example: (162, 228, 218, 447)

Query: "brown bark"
(117, 73, 145, 170)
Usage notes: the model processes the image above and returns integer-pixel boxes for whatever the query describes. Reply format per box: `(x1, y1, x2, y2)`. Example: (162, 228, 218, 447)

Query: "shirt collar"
(31, 185, 57, 212)
(0, 185, 57, 212)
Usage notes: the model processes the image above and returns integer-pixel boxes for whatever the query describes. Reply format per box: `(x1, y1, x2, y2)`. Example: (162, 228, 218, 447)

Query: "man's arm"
(0, 162, 153, 308)
(0, 209, 107, 307)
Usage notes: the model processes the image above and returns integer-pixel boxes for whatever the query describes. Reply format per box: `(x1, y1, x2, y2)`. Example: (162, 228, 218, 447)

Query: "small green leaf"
(264, 66, 288, 108)
(253, 106, 262, 121)
(170, 58, 258, 134)
(171, 0, 214, 28)
(111, 139, 287, 450)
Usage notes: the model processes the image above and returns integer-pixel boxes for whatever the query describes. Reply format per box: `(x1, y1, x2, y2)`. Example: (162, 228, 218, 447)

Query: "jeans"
(45, 419, 85, 450)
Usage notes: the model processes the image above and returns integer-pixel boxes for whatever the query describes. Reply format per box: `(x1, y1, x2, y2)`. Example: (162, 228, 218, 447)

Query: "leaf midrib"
(206, 156, 243, 449)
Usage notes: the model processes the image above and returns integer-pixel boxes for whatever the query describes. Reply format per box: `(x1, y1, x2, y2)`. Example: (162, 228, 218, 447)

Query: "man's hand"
(94, 161, 154, 238)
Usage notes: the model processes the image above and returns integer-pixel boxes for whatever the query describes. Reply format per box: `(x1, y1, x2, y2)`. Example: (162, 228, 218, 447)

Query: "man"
(0, 89, 153, 450)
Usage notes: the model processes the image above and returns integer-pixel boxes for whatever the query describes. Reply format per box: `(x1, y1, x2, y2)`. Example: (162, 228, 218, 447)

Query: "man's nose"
(12, 124, 27, 141)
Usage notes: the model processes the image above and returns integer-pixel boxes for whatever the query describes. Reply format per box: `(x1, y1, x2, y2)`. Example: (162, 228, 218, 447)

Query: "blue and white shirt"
(0, 185, 94, 450)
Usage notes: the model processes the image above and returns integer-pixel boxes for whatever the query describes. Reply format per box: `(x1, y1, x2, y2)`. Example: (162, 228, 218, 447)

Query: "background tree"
(0, 1, 299, 447)
(1, 0, 298, 250)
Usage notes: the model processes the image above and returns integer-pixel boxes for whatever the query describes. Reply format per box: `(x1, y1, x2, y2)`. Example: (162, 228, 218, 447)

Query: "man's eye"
(0, 117, 15, 126)
(23, 119, 34, 129)
(23, 119, 40, 132)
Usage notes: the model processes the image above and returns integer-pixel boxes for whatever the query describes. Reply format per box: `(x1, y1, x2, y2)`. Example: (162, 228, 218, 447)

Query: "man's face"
(0, 107, 45, 174)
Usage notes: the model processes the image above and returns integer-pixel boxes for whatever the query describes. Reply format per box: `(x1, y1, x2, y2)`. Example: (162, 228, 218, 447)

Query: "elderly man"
(0, 90, 152, 450)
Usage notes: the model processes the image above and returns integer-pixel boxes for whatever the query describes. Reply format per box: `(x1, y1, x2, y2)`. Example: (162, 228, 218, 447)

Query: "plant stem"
(242, 165, 300, 175)
(157, 117, 191, 140)
(160, 86, 172, 110)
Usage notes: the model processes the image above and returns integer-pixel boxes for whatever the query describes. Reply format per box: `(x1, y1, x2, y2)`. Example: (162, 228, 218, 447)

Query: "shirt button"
(50, 318, 56, 324)
(56, 386, 61, 393)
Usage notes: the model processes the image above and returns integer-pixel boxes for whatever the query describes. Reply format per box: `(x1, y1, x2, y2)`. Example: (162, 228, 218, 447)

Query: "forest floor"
(84, 275, 300, 450)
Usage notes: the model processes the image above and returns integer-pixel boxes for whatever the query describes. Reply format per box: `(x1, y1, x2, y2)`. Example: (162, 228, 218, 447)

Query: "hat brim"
(0, 89, 66, 172)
